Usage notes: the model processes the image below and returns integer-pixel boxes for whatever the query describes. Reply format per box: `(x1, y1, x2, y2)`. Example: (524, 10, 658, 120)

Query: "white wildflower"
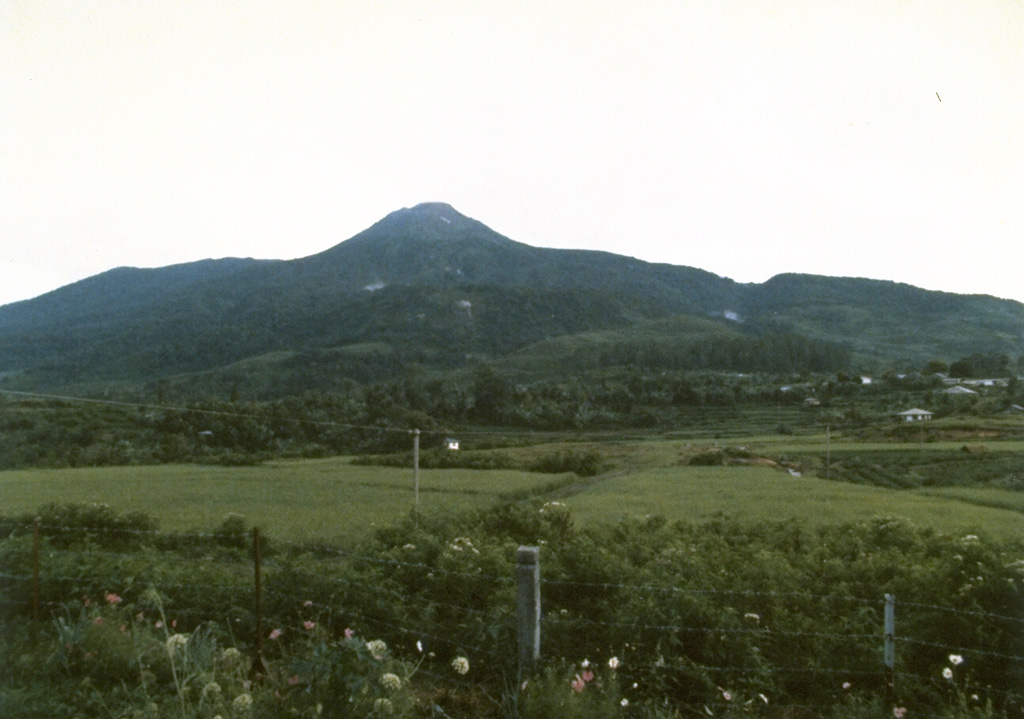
(232, 693, 253, 711)
(373, 698, 394, 715)
(949, 654, 964, 666)
(608, 656, 620, 670)
(451, 656, 470, 675)
(379, 673, 402, 692)
(621, 698, 629, 707)
(450, 537, 480, 554)
(943, 667, 954, 680)
(166, 633, 188, 653)
(366, 639, 387, 659)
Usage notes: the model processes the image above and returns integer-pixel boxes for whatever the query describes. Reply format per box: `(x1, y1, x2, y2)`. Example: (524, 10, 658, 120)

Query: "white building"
(896, 408, 933, 422)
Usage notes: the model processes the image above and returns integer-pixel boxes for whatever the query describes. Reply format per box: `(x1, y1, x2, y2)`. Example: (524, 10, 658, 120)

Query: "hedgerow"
(1, 502, 1022, 718)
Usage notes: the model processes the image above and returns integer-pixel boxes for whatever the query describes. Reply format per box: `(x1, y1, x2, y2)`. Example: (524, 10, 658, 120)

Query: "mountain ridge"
(0, 203, 1020, 394)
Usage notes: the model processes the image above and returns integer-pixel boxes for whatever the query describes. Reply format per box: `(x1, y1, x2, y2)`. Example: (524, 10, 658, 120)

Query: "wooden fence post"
(884, 593, 896, 702)
(516, 546, 541, 675)
(252, 527, 269, 678)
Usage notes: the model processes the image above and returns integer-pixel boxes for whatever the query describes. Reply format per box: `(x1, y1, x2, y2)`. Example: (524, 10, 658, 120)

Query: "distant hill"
(0, 202, 1021, 396)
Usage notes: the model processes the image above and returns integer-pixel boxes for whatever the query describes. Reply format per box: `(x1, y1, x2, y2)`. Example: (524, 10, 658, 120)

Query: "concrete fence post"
(32, 517, 41, 621)
(516, 545, 541, 674)
(884, 593, 896, 702)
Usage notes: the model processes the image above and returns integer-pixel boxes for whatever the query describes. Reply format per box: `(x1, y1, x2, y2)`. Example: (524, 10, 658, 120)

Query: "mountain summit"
(299, 202, 539, 288)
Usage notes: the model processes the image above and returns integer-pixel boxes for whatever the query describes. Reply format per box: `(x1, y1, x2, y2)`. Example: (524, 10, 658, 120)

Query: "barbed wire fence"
(2, 520, 1022, 718)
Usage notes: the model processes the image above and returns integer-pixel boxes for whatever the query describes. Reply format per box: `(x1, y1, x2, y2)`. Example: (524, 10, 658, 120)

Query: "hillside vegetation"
(1, 203, 1021, 396)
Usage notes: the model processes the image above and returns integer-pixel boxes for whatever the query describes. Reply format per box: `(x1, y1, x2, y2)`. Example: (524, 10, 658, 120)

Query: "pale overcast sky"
(2, 0, 1022, 307)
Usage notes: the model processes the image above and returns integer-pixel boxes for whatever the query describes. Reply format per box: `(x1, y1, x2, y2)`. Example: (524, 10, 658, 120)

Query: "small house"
(446, 438, 460, 451)
(896, 408, 933, 422)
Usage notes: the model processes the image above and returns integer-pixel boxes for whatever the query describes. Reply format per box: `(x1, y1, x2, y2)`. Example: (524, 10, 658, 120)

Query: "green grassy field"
(564, 465, 1024, 540)
(2, 435, 1022, 542)
(0, 458, 565, 543)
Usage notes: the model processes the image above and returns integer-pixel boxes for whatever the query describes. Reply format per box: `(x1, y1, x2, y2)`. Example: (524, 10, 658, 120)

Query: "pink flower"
(269, 628, 282, 640)
(571, 675, 586, 693)
(722, 691, 733, 702)
(842, 682, 852, 690)
(105, 592, 122, 605)
(344, 627, 354, 639)
(81, 596, 92, 607)
(894, 708, 907, 719)
(288, 674, 301, 685)
(92, 617, 104, 626)
(581, 670, 594, 683)
(303, 621, 316, 631)
(154, 621, 164, 630)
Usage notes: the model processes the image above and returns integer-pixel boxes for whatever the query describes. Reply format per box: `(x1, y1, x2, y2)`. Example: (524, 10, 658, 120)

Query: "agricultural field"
(564, 466, 1024, 540)
(2, 431, 1021, 541)
(0, 459, 567, 543)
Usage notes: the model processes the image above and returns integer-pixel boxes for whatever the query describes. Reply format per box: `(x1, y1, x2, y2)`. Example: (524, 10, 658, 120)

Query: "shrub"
(0, 502, 159, 550)
(527, 450, 606, 476)
(689, 449, 725, 466)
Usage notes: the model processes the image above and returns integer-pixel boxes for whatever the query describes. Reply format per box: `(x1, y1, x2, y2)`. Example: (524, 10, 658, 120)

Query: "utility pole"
(825, 424, 831, 480)
(412, 428, 420, 518)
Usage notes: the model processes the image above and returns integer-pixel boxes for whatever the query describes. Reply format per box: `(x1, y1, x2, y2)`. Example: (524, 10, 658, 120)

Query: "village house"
(896, 408, 933, 422)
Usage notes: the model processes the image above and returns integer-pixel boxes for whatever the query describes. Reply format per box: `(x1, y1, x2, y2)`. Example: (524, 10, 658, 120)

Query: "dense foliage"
(1, 502, 1021, 718)
(3, 358, 1022, 470)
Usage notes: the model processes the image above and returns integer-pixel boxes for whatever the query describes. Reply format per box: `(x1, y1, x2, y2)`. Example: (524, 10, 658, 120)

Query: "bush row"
(1, 502, 1022, 718)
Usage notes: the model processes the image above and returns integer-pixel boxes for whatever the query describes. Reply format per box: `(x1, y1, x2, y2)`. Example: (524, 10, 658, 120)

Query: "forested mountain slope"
(0, 203, 1020, 393)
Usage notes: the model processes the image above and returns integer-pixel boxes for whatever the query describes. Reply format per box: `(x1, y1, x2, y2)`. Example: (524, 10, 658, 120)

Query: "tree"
(470, 365, 514, 423)
(948, 358, 973, 378)
(1007, 375, 1021, 404)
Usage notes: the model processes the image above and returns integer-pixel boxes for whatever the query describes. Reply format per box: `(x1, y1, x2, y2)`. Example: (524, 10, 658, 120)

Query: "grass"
(562, 465, 1024, 540)
(917, 486, 1024, 514)
(0, 458, 564, 543)
(2, 435, 1022, 543)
